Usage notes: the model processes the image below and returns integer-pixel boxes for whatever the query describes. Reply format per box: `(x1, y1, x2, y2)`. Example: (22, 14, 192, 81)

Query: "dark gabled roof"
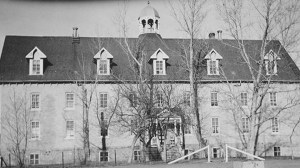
(0, 34, 300, 83)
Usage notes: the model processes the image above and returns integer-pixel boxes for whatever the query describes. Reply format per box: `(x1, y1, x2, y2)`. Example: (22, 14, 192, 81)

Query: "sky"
(0, 0, 299, 66)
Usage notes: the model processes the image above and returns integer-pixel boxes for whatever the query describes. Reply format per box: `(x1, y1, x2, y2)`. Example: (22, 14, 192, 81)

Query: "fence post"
(62, 152, 64, 168)
(8, 154, 11, 168)
(207, 145, 210, 163)
(225, 144, 228, 162)
(114, 150, 116, 166)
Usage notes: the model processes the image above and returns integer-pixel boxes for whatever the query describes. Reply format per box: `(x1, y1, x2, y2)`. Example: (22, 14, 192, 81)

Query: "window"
(183, 91, 190, 106)
(65, 93, 75, 109)
(100, 93, 108, 108)
(157, 93, 163, 107)
(31, 121, 40, 140)
(270, 92, 277, 106)
(134, 150, 141, 161)
(100, 151, 108, 162)
(32, 60, 41, 75)
(274, 147, 280, 157)
(205, 50, 222, 75)
(264, 50, 280, 75)
(30, 154, 39, 165)
(184, 125, 191, 134)
(212, 118, 219, 134)
(211, 92, 218, 106)
(99, 60, 108, 75)
(241, 92, 247, 106)
(129, 93, 138, 107)
(154, 60, 165, 75)
(272, 117, 279, 133)
(208, 60, 217, 75)
(66, 121, 75, 138)
(31, 93, 40, 109)
(242, 117, 249, 133)
(170, 135, 175, 146)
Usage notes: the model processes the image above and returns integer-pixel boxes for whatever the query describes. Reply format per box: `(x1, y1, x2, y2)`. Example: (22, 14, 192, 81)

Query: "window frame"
(241, 92, 247, 106)
(211, 92, 218, 106)
(99, 151, 109, 162)
(153, 60, 166, 75)
(99, 92, 108, 108)
(66, 120, 75, 139)
(134, 150, 141, 161)
(31, 93, 40, 110)
(212, 117, 219, 135)
(156, 92, 163, 108)
(98, 59, 110, 75)
(274, 146, 281, 157)
(29, 153, 39, 165)
(208, 60, 218, 75)
(129, 93, 138, 107)
(32, 59, 41, 75)
(65, 92, 75, 109)
(270, 92, 277, 106)
(183, 91, 190, 106)
(31, 121, 40, 140)
(271, 117, 279, 134)
(241, 117, 249, 133)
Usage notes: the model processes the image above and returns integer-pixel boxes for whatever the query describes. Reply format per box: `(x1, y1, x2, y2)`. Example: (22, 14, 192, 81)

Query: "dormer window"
(25, 47, 47, 75)
(264, 50, 280, 75)
(94, 48, 113, 75)
(150, 48, 169, 75)
(204, 49, 223, 75)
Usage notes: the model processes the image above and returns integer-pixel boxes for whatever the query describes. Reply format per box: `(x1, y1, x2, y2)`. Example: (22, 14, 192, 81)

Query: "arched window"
(148, 19, 153, 28)
(142, 20, 146, 28)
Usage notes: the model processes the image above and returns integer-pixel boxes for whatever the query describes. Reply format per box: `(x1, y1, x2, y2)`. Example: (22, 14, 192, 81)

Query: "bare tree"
(219, 0, 300, 156)
(169, 0, 209, 148)
(2, 88, 31, 167)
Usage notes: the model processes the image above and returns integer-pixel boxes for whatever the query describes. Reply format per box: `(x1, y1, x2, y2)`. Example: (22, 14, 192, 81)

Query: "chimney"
(209, 32, 215, 39)
(72, 27, 80, 44)
(217, 30, 222, 40)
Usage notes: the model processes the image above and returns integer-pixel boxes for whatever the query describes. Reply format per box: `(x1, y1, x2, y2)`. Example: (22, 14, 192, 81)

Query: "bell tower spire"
(138, 1, 160, 35)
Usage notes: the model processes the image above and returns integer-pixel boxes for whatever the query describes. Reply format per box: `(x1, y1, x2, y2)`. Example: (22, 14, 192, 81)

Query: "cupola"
(138, 1, 160, 35)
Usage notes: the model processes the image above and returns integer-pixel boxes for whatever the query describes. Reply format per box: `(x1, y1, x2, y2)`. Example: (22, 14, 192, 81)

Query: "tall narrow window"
(66, 121, 75, 138)
(31, 121, 40, 140)
(129, 93, 138, 107)
(157, 93, 163, 107)
(99, 60, 108, 75)
(31, 93, 40, 109)
(30, 154, 39, 165)
(155, 60, 164, 75)
(100, 93, 108, 108)
(241, 92, 247, 106)
(183, 91, 190, 106)
(65, 93, 75, 109)
(134, 150, 141, 161)
(100, 151, 108, 162)
(209, 60, 217, 75)
(274, 147, 281, 156)
(270, 92, 277, 106)
(212, 118, 219, 134)
(242, 117, 249, 133)
(272, 117, 279, 133)
(211, 92, 218, 106)
(32, 60, 41, 75)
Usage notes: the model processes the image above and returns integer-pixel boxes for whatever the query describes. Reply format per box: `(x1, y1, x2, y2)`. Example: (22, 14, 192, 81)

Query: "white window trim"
(241, 92, 248, 106)
(133, 150, 141, 161)
(26, 46, 47, 76)
(264, 50, 280, 75)
(30, 121, 40, 140)
(65, 92, 75, 110)
(99, 92, 108, 108)
(274, 146, 281, 157)
(204, 49, 223, 75)
(153, 59, 166, 75)
(270, 92, 277, 106)
(65, 120, 75, 139)
(30, 93, 40, 110)
(211, 91, 218, 107)
(94, 48, 113, 75)
(150, 48, 169, 75)
(241, 117, 249, 133)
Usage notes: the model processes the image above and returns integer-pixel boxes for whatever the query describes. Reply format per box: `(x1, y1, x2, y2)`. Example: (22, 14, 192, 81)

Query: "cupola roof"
(138, 2, 160, 19)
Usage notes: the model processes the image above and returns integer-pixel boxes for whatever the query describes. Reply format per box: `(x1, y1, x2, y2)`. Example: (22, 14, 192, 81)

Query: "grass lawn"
(95, 159, 300, 168)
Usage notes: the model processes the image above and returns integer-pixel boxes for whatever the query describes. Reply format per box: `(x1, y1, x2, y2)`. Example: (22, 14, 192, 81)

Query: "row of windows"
(30, 92, 108, 110)
(30, 91, 278, 110)
(211, 117, 279, 134)
(30, 116, 108, 140)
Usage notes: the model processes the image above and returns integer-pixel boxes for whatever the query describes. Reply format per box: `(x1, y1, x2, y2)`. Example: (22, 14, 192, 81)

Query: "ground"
(87, 159, 300, 168)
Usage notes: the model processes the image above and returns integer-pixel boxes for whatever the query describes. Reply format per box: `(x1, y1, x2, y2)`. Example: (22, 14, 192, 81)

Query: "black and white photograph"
(0, 0, 300, 167)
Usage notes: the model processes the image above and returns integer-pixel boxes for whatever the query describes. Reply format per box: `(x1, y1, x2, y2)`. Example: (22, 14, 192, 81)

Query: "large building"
(1, 3, 300, 166)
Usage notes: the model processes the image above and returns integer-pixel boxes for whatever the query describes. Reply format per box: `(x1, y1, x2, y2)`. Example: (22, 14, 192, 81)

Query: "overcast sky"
(0, 0, 299, 66)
